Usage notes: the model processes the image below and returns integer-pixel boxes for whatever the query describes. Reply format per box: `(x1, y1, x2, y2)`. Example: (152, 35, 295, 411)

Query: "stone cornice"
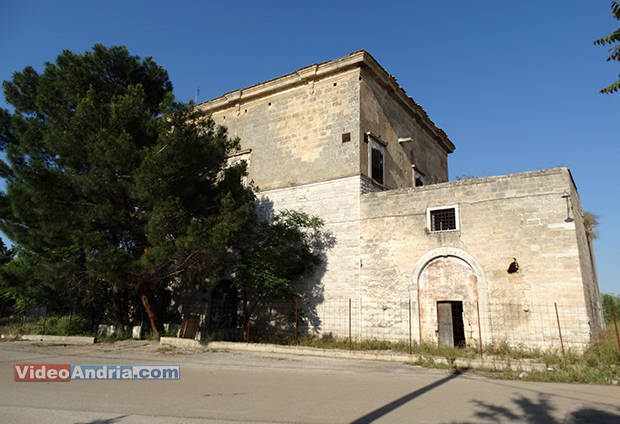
(198, 50, 454, 154)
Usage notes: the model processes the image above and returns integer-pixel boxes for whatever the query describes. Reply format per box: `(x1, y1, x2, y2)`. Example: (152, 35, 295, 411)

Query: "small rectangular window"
(430, 208, 457, 231)
(366, 133, 387, 186)
(414, 170, 424, 187)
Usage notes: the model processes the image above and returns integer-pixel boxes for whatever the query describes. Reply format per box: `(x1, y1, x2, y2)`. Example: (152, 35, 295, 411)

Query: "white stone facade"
(197, 51, 603, 348)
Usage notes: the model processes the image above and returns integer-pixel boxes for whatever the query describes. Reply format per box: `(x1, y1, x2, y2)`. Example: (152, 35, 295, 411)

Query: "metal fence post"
(349, 298, 352, 351)
(295, 297, 298, 346)
(477, 301, 483, 360)
(246, 299, 250, 344)
(408, 299, 412, 355)
(554, 303, 564, 354)
(611, 300, 620, 354)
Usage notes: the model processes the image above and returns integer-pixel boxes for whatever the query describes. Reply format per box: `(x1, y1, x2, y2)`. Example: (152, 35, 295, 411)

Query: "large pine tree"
(0, 45, 253, 335)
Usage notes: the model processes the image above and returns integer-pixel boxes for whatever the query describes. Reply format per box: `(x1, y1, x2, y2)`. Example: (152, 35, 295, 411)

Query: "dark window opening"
(342, 132, 351, 143)
(371, 147, 383, 184)
(431, 208, 456, 231)
(415, 174, 424, 187)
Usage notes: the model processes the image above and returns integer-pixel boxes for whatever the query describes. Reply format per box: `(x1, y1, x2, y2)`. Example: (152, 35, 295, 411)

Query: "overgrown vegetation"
(583, 211, 601, 239)
(0, 44, 327, 337)
(500, 330, 620, 384)
(218, 329, 620, 384)
(454, 174, 475, 181)
(0, 315, 89, 337)
(603, 293, 620, 325)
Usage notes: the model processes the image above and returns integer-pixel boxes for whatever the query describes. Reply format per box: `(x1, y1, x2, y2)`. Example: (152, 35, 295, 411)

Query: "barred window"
(430, 208, 457, 232)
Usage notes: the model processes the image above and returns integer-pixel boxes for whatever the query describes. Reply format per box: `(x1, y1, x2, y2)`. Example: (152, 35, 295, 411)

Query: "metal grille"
(431, 208, 456, 231)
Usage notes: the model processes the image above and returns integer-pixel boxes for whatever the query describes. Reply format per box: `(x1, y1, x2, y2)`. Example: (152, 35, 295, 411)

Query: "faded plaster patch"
(541, 249, 579, 258)
(548, 222, 576, 230)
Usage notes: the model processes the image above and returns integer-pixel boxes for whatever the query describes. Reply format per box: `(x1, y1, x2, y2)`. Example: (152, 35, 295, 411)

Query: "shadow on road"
(75, 415, 127, 424)
(350, 373, 459, 424)
(452, 392, 620, 424)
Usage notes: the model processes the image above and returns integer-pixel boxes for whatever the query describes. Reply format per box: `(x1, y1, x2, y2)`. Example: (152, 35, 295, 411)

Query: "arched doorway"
(209, 280, 238, 329)
(411, 248, 487, 347)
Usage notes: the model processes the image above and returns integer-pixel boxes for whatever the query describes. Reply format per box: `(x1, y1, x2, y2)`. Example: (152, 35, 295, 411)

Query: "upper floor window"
(414, 169, 424, 187)
(427, 205, 459, 232)
(366, 133, 386, 186)
(226, 149, 252, 187)
(371, 147, 383, 184)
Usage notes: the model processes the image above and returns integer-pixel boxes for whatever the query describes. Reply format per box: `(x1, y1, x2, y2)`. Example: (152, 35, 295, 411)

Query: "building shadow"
(253, 195, 336, 334)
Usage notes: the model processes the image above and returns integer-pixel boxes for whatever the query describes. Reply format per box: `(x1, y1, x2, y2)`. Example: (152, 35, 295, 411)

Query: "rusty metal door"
(437, 302, 454, 347)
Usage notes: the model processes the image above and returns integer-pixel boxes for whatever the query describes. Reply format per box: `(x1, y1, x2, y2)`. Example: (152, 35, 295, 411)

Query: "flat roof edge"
(196, 51, 454, 152)
(197, 50, 368, 112)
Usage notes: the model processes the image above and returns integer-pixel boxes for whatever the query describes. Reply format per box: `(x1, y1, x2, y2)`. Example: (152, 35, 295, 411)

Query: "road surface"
(0, 339, 618, 423)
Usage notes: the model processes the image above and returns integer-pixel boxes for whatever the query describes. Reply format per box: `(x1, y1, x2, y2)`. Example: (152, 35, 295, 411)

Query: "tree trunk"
(111, 286, 124, 336)
(86, 301, 96, 334)
(139, 279, 164, 336)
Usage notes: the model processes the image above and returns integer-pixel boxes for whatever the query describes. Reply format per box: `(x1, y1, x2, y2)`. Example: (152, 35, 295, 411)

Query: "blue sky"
(1, 0, 618, 294)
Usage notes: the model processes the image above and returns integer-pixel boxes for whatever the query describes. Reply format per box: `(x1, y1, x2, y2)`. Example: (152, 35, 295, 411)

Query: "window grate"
(431, 208, 456, 231)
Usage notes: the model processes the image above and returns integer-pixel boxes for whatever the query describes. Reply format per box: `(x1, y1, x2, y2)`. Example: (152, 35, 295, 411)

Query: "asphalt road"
(0, 340, 619, 423)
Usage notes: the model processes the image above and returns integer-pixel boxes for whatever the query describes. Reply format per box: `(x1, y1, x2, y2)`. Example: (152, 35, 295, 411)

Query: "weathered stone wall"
(193, 51, 600, 348)
(359, 73, 450, 188)
(569, 182, 604, 334)
(199, 68, 362, 191)
(359, 167, 602, 346)
(198, 50, 453, 195)
(255, 176, 364, 334)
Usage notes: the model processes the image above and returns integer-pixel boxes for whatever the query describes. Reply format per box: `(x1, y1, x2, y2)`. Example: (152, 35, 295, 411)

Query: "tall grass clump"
(0, 315, 91, 337)
(502, 330, 620, 384)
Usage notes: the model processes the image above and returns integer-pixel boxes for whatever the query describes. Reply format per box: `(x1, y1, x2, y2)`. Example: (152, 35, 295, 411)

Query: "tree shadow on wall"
(252, 195, 336, 335)
(449, 392, 620, 424)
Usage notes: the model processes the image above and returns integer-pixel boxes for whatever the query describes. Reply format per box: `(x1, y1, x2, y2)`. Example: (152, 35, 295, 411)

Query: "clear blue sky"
(1, 0, 618, 294)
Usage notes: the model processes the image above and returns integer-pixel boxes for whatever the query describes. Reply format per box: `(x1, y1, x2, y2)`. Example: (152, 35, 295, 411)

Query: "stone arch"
(410, 248, 487, 344)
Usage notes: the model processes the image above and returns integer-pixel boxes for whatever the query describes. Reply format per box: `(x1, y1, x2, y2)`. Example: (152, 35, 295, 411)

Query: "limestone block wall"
(255, 176, 364, 334)
(567, 182, 604, 334)
(359, 168, 602, 347)
(198, 50, 454, 198)
(359, 74, 451, 188)
(199, 68, 362, 191)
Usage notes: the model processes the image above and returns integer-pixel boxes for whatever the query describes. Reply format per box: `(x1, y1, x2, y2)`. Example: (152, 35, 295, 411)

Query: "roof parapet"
(198, 50, 454, 153)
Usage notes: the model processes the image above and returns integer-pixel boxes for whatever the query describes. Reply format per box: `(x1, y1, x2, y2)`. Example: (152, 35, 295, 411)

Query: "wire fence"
(3, 296, 617, 356)
(198, 298, 604, 353)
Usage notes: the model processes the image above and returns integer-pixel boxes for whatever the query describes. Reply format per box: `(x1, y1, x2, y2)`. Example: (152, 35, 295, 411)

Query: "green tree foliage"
(233, 210, 326, 323)
(595, 1, 620, 94)
(602, 293, 620, 326)
(0, 45, 254, 335)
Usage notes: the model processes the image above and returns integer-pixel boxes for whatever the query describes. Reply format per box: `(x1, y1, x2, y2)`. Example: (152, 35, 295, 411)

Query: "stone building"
(197, 50, 603, 348)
